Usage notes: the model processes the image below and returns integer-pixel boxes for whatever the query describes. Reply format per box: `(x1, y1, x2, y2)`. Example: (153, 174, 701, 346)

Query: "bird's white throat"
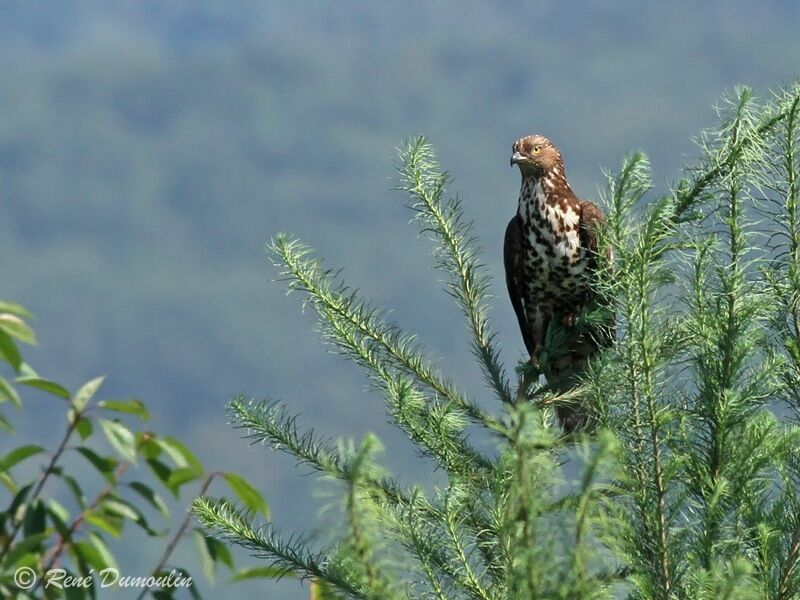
(517, 172, 582, 259)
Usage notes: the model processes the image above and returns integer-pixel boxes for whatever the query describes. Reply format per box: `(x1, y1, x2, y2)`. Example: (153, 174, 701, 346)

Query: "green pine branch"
(270, 235, 502, 435)
(396, 137, 514, 405)
(193, 81, 800, 600)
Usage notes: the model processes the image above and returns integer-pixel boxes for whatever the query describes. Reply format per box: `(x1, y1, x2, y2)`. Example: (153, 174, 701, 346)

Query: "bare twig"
(135, 472, 221, 600)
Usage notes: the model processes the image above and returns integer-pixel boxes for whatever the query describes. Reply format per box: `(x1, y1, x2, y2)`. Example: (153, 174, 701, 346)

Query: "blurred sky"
(1, 2, 799, 598)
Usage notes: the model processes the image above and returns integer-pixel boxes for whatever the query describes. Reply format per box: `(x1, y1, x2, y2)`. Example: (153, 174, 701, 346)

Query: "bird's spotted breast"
(518, 174, 589, 307)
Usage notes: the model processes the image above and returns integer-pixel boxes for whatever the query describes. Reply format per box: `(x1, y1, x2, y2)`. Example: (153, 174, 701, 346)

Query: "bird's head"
(510, 135, 562, 176)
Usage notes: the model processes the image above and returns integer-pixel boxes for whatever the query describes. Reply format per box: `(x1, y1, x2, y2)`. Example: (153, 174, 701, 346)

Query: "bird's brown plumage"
(505, 135, 613, 430)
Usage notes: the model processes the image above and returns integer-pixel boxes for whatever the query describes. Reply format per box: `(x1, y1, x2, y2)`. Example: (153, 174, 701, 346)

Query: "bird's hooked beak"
(510, 151, 525, 167)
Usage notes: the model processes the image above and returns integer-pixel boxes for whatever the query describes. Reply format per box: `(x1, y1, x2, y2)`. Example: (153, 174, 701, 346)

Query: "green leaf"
(0, 410, 12, 433)
(98, 398, 150, 421)
(72, 376, 105, 411)
(99, 418, 137, 463)
(87, 531, 118, 571)
(0, 375, 21, 408)
(101, 498, 141, 522)
(74, 416, 93, 440)
(229, 565, 287, 582)
(22, 499, 47, 536)
(0, 532, 48, 569)
(223, 473, 269, 518)
(53, 468, 87, 509)
(15, 376, 70, 399)
(99, 496, 160, 535)
(0, 331, 22, 372)
(0, 444, 44, 472)
(0, 313, 36, 345)
(84, 510, 124, 537)
(156, 437, 203, 475)
(0, 301, 33, 319)
(45, 498, 71, 536)
(7, 482, 34, 515)
(75, 447, 118, 483)
(206, 535, 234, 569)
(65, 575, 92, 600)
(0, 469, 16, 492)
(16, 362, 37, 376)
(128, 481, 170, 519)
(193, 528, 216, 583)
(72, 538, 114, 572)
(146, 458, 175, 495)
(167, 467, 200, 494)
(138, 434, 161, 460)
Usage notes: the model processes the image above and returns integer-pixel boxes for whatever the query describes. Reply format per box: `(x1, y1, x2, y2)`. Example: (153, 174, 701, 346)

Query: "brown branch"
(135, 471, 221, 600)
(29, 432, 160, 595)
(778, 519, 800, 600)
(29, 460, 130, 596)
(0, 403, 89, 560)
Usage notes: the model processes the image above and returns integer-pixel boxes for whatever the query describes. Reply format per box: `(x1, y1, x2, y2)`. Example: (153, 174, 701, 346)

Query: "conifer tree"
(194, 83, 800, 599)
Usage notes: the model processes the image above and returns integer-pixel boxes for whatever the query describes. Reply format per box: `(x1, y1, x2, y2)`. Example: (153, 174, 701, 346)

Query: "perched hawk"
(504, 134, 613, 430)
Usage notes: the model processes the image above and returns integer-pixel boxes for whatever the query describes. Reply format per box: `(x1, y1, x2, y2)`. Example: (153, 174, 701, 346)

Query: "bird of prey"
(504, 134, 613, 430)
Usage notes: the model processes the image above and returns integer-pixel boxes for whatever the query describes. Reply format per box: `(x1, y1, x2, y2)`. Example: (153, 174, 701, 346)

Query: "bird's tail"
(542, 304, 615, 432)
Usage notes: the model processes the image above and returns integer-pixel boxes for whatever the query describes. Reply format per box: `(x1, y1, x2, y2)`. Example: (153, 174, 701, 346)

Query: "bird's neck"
(517, 166, 572, 223)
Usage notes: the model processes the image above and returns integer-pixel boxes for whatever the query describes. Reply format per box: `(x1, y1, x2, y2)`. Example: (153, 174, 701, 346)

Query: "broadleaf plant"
(0, 302, 275, 598)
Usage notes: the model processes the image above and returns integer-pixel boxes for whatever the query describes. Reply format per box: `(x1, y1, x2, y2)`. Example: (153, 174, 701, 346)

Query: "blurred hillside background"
(1, 2, 799, 598)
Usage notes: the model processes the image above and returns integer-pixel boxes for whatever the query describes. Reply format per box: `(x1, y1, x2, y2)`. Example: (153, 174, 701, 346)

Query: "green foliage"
(195, 83, 800, 599)
(0, 304, 273, 597)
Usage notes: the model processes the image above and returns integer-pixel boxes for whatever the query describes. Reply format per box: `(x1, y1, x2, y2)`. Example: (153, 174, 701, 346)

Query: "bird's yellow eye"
(532, 146, 541, 154)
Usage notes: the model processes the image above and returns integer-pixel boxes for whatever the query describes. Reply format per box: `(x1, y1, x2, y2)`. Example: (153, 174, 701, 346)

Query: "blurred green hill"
(1, 2, 799, 598)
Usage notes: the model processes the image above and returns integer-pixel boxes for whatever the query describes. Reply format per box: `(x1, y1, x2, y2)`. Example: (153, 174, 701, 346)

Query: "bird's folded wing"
(504, 215, 535, 356)
(579, 200, 612, 262)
